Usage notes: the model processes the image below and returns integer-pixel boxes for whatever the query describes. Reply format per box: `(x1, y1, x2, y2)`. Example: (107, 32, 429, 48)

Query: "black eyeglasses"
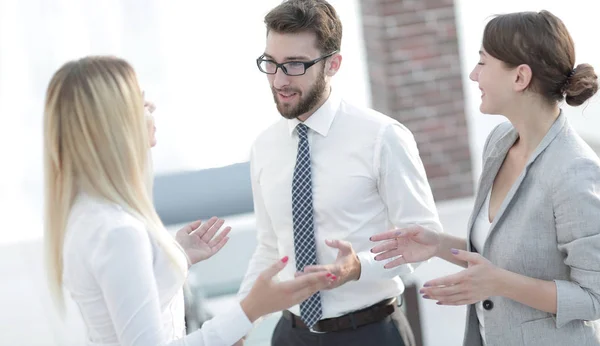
(256, 51, 338, 76)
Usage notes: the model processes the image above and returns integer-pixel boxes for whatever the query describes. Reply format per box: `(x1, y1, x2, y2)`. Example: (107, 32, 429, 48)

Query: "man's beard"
(272, 68, 327, 119)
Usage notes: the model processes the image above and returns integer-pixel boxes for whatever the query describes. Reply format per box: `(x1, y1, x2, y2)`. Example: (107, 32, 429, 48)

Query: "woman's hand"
(143, 95, 157, 148)
(420, 249, 502, 306)
(175, 217, 231, 266)
(370, 225, 440, 269)
(241, 257, 336, 322)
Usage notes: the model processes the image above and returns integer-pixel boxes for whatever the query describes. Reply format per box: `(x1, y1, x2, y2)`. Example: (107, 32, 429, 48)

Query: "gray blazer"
(463, 112, 600, 346)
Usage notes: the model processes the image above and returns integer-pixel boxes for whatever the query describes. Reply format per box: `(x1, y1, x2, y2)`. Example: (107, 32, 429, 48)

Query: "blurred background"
(1, 0, 599, 345)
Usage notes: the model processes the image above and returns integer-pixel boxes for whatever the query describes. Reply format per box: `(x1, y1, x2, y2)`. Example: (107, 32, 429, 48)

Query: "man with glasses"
(237, 1, 442, 345)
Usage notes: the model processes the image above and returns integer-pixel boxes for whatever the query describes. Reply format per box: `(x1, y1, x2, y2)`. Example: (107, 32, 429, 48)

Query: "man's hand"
(175, 217, 231, 266)
(297, 239, 360, 288)
(241, 257, 336, 322)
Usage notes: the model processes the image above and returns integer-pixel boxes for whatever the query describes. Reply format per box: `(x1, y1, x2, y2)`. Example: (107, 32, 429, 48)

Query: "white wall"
(0, 0, 370, 246)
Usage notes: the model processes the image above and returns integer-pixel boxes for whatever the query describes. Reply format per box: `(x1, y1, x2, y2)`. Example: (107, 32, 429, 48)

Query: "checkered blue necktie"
(292, 123, 322, 328)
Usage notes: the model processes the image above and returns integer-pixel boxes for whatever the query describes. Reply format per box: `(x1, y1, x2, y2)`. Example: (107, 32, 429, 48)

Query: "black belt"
(282, 297, 397, 333)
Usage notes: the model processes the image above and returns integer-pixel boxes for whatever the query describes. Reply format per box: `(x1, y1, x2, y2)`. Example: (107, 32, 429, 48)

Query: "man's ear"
(326, 53, 342, 76)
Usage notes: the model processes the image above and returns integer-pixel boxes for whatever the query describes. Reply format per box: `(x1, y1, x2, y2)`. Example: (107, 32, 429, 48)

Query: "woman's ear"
(514, 64, 533, 92)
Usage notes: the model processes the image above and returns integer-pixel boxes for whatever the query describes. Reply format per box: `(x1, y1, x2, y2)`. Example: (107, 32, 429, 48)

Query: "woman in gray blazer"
(370, 10, 600, 346)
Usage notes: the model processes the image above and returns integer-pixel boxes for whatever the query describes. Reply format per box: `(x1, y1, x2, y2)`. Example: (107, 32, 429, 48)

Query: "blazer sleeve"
(553, 156, 600, 328)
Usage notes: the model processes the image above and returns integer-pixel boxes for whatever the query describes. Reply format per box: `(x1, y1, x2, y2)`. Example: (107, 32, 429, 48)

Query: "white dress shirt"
(471, 189, 492, 346)
(238, 89, 442, 319)
(62, 192, 253, 346)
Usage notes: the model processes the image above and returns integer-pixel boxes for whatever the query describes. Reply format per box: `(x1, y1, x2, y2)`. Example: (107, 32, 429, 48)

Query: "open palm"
(175, 217, 231, 266)
(370, 225, 440, 269)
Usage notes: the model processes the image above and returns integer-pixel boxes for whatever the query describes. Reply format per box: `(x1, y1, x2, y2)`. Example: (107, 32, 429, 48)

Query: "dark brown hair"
(264, 0, 342, 54)
(483, 10, 598, 106)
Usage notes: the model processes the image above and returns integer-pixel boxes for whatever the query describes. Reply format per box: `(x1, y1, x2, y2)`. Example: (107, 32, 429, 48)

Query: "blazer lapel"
(467, 128, 518, 250)
(480, 113, 568, 253)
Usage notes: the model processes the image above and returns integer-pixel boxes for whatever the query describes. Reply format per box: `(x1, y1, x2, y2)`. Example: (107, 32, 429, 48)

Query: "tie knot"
(296, 123, 308, 139)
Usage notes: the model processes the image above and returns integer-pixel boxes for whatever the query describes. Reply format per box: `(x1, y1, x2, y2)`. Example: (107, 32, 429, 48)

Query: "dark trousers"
(271, 305, 415, 346)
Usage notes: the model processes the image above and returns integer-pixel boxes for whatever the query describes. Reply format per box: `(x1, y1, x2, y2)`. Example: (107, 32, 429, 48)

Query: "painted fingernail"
(436, 302, 443, 305)
(419, 289, 425, 294)
(423, 295, 430, 299)
(369, 236, 373, 241)
(326, 273, 332, 278)
(423, 283, 430, 287)
(281, 256, 289, 263)
(395, 231, 402, 236)
(331, 275, 337, 280)
(451, 248, 459, 255)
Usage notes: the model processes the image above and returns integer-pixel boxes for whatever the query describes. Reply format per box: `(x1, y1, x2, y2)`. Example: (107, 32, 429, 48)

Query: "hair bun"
(565, 63, 599, 106)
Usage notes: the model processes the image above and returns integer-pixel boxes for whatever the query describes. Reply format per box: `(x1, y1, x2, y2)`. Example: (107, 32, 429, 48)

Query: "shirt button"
(483, 299, 494, 310)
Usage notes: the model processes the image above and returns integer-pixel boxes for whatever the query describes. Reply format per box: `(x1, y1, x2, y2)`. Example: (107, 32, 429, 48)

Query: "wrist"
(240, 296, 261, 323)
(492, 267, 511, 298)
(432, 232, 445, 258)
(351, 253, 361, 281)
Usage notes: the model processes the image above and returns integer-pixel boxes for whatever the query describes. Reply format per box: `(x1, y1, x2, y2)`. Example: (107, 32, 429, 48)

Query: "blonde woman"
(43, 56, 336, 346)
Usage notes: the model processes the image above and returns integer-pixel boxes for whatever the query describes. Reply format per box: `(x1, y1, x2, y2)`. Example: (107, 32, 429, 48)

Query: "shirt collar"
(287, 87, 341, 137)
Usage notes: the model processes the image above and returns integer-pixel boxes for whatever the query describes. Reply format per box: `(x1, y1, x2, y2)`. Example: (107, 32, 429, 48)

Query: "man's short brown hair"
(264, 0, 342, 54)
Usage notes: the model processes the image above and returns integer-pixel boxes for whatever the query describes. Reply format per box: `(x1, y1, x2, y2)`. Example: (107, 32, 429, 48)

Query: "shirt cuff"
(188, 302, 253, 345)
(356, 250, 417, 281)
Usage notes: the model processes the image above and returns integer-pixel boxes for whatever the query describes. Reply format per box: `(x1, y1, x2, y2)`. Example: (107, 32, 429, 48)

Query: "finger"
(324, 239, 352, 254)
(190, 217, 216, 238)
(420, 283, 465, 299)
(436, 295, 475, 306)
(302, 265, 333, 274)
(422, 290, 470, 305)
(297, 273, 337, 298)
(295, 270, 334, 278)
(144, 101, 156, 113)
(383, 255, 406, 269)
(370, 226, 420, 242)
(208, 226, 232, 248)
(183, 220, 203, 234)
(260, 257, 289, 281)
(369, 229, 402, 242)
(294, 271, 308, 278)
(370, 240, 400, 254)
(209, 236, 229, 255)
(423, 271, 466, 288)
(280, 271, 326, 291)
(191, 216, 217, 238)
(451, 249, 482, 264)
(374, 248, 403, 261)
(201, 218, 225, 242)
(283, 272, 333, 301)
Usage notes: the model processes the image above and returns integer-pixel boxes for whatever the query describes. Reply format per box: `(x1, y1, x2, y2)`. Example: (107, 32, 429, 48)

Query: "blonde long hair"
(43, 56, 186, 311)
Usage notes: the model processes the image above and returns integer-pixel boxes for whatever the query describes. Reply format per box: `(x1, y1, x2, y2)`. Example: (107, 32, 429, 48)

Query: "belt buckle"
(308, 326, 327, 334)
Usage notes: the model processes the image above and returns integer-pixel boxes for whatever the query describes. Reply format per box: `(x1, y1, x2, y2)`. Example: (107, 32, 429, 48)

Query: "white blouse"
(471, 189, 492, 346)
(62, 192, 252, 346)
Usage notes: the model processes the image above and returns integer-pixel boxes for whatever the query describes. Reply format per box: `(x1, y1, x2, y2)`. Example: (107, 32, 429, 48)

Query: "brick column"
(359, 0, 473, 201)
